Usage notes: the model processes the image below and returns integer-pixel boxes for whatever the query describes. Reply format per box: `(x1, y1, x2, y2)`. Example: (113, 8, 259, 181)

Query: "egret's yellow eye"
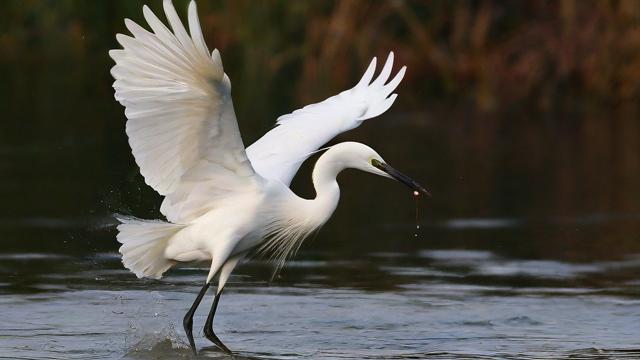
(369, 159, 384, 169)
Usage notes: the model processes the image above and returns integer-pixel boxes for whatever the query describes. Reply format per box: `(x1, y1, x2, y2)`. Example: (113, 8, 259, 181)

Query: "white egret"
(110, 0, 429, 354)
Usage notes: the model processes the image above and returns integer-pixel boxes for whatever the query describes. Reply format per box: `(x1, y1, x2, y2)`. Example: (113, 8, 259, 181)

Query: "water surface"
(1, 221, 639, 359)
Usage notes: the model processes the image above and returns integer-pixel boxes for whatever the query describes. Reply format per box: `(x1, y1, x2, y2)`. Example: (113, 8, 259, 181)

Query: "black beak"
(372, 159, 431, 197)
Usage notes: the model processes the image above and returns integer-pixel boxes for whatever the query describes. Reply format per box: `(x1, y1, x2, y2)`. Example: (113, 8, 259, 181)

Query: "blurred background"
(2, 1, 640, 358)
(2, 0, 640, 260)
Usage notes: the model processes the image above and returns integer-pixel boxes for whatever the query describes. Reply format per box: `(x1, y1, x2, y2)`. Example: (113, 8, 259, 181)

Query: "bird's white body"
(111, 0, 410, 292)
(110, 0, 428, 352)
(121, 142, 383, 284)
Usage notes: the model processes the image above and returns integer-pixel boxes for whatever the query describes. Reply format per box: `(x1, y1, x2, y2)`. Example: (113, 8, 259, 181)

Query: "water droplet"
(414, 191, 420, 239)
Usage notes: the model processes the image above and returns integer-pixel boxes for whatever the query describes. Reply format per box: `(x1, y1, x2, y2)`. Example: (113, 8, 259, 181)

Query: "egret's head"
(330, 142, 431, 196)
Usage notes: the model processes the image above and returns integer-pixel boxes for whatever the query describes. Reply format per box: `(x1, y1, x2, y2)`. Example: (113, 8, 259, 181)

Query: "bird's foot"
(183, 315, 198, 356)
(204, 327, 231, 354)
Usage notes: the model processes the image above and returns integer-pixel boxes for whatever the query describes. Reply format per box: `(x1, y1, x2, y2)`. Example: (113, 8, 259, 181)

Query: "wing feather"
(355, 57, 377, 88)
(111, 0, 259, 223)
(246, 52, 406, 185)
(187, 1, 209, 57)
(370, 52, 394, 87)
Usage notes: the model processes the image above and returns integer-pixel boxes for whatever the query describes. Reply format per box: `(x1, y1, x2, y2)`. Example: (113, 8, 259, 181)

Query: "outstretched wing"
(245, 52, 406, 185)
(110, 0, 259, 223)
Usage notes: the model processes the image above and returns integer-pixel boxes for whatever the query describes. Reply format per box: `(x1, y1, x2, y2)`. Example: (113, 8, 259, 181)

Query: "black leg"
(203, 288, 231, 353)
(183, 282, 210, 356)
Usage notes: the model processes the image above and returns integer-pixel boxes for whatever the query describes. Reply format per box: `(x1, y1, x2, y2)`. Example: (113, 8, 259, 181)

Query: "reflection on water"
(1, 239, 639, 359)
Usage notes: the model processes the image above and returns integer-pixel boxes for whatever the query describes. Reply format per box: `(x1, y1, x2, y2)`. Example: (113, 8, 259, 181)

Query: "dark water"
(1, 218, 639, 359)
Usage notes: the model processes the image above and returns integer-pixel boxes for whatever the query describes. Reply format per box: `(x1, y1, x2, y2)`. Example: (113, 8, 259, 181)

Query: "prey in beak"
(371, 159, 431, 197)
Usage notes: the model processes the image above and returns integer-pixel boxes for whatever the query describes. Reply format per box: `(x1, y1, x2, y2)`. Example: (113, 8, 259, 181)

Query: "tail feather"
(116, 216, 183, 279)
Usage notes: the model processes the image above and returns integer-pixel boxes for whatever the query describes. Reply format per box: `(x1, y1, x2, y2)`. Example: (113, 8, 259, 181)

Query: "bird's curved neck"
(310, 149, 344, 215)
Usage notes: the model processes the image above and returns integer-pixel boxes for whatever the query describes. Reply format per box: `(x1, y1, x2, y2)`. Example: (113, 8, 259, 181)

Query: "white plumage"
(110, 0, 427, 354)
(247, 53, 405, 185)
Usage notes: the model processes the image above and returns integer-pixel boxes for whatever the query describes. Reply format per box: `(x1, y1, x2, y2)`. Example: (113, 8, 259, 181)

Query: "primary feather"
(110, 0, 260, 225)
